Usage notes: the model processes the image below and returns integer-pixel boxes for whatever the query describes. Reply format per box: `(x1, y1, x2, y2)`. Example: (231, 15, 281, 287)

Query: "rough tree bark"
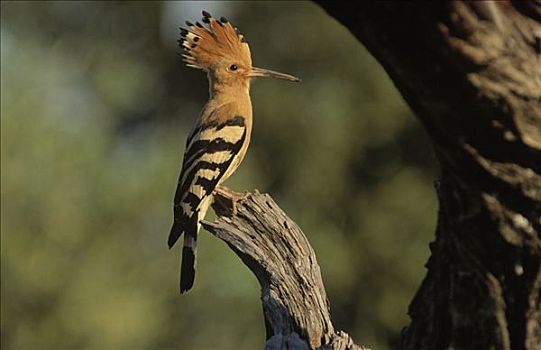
(314, 1, 541, 350)
(198, 2, 540, 349)
(202, 189, 368, 350)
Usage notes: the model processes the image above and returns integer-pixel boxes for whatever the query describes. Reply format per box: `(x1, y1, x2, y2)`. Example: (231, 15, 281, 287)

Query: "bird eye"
(230, 64, 238, 71)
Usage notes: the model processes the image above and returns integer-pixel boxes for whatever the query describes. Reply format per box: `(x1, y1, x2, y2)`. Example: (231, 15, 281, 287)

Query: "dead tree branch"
(201, 189, 368, 350)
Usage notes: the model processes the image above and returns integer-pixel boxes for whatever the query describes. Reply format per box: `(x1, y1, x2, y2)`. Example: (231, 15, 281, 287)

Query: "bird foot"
(213, 186, 249, 216)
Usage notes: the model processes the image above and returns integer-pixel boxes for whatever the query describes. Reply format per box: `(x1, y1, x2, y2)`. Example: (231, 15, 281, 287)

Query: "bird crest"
(178, 11, 252, 71)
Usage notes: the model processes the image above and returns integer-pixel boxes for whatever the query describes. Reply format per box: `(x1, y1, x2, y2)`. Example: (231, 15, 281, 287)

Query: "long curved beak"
(249, 67, 301, 82)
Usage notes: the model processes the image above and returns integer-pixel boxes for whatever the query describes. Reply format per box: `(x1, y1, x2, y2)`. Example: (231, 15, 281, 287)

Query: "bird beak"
(249, 67, 301, 82)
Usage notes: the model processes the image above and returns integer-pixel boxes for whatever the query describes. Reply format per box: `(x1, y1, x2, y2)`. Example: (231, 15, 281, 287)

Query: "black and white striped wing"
(168, 115, 246, 248)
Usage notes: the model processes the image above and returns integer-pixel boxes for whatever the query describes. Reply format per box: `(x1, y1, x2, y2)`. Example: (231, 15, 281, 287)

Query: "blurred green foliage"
(1, 1, 437, 349)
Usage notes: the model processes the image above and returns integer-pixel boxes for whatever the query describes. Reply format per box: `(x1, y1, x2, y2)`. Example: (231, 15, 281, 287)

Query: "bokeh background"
(1, 1, 438, 349)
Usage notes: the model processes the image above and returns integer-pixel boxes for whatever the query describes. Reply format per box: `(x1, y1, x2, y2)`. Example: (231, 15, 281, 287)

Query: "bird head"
(178, 11, 300, 88)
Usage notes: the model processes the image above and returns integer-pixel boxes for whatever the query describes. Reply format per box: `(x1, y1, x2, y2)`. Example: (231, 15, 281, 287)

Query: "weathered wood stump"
(202, 188, 368, 350)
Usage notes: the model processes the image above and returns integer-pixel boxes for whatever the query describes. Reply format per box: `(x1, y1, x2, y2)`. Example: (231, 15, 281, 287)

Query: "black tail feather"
(168, 222, 183, 249)
(180, 245, 196, 293)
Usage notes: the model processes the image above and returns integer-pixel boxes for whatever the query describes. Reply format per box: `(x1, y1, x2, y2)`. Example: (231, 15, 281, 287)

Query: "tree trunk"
(315, 1, 541, 350)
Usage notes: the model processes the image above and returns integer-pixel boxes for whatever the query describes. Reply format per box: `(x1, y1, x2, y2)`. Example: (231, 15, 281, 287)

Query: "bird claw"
(213, 186, 249, 216)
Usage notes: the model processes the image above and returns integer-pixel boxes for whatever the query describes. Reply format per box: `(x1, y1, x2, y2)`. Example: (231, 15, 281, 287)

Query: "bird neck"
(209, 79, 250, 102)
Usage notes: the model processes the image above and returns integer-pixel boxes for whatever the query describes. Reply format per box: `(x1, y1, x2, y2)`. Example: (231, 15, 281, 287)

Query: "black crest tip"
(220, 16, 228, 24)
(202, 10, 211, 18)
(185, 21, 194, 27)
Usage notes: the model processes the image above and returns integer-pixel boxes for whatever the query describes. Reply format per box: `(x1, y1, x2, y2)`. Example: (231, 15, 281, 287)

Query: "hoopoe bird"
(169, 11, 300, 293)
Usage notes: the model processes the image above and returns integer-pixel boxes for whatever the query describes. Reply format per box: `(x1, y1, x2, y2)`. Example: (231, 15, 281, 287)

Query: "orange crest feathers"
(178, 11, 252, 71)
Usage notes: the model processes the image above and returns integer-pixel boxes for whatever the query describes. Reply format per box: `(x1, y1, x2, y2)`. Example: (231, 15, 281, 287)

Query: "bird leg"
(212, 185, 249, 216)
